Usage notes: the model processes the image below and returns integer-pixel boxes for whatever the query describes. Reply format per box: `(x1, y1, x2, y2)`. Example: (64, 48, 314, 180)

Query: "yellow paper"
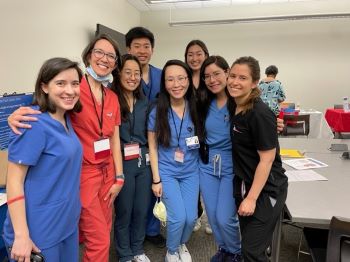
(280, 149, 305, 158)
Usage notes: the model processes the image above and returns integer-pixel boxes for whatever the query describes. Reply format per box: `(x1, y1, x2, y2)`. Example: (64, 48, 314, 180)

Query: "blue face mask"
(86, 66, 114, 87)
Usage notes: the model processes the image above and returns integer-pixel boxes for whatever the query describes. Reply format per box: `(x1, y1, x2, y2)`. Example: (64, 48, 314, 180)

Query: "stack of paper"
(286, 170, 328, 182)
(283, 158, 328, 170)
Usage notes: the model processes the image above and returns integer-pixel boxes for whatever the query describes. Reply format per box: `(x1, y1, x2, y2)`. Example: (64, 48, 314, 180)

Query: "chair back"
(282, 114, 310, 136)
(326, 216, 350, 262)
(334, 104, 344, 109)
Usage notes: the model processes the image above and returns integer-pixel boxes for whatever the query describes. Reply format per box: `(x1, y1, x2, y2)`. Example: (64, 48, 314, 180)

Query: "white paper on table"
(0, 193, 7, 206)
(283, 158, 328, 170)
(286, 170, 328, 182)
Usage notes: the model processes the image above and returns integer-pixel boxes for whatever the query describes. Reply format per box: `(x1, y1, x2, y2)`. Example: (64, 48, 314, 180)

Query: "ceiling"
(127, 0, 325, 11)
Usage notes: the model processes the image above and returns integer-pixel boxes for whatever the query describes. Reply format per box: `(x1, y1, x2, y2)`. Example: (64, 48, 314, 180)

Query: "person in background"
(7, 34, 125, 262)
(185, 40, 209, 89)
(184, 39, 212, 235)
(125, 26, 165, 248)
(148, 60, 202, 262)
(3, 57, 83, 261)
(112, 54, 152, 262)
(126, 26, 161, 102)
(196, 55, 241, 262)
(227, 56, 288, 262)
(258, 65, 286, 115)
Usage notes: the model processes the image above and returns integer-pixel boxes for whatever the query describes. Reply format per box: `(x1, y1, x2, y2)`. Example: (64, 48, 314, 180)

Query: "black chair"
(334, 104, 343, 109)
(326, 216, 350, 262)
(282, 114, 310, 136)
(301, 216, 350, 262)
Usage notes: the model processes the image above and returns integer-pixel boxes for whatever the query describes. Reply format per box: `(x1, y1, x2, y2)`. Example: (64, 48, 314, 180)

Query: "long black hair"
(155, 59, 203, 147)
(112, 54, 144, 121)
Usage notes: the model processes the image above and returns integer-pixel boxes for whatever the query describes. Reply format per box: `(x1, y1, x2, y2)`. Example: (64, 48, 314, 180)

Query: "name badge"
(124, 142, 140, 160)
(174, 148, 185, 163)
(145, 153, 150, 166)
(185, 136, 200, 150)
(94, 138, 111, 160)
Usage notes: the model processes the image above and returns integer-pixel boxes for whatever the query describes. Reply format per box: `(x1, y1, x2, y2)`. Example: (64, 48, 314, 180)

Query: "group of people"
(4, 26, 288, 262)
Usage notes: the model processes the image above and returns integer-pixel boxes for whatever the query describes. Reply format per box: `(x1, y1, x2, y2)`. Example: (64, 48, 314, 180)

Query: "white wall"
(141, 0, 350, 112)
(0, 0, 140, 94)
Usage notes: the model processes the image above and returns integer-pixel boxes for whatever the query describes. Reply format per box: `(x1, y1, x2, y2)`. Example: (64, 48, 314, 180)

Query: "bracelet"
(115, 174, 125, 180)
(152, 180, 162, 184)
(7, 195, 25, 205)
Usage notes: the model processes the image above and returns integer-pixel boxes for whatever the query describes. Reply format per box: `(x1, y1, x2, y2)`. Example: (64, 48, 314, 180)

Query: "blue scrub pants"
(162, 171, 199, 253)
(145, 194, 161, 236)
(200, 168, 241, 254)
(7, 228, 79, 262)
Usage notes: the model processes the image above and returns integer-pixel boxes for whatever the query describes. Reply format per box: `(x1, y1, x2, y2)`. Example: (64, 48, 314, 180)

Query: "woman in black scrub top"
(227, 56, 288, 262)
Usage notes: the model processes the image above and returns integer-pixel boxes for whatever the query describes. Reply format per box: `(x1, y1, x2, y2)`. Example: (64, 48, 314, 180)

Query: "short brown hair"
(33, 57, 83, 113)
(81, 33, 121, 69)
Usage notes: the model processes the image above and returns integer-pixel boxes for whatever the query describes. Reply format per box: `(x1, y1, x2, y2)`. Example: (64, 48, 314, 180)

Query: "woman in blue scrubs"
(196, 56, 242, 262)
(3, 58, 83, 262)
(147, 60, 202, 262)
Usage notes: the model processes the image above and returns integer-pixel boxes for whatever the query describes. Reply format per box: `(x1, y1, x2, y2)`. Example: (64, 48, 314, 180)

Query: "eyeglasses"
(165, 76, 188, 85)
(92, 49, 118, 63)
(123, 70, 141, 80)
(203, 71, 224, 82)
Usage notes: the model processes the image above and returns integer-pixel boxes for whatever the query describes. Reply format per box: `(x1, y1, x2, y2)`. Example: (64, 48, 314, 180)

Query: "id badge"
(145, 153, 150, 166)
(174, 148, 185, 163)
(185, 136, 200, 150)
(94, 138, 111, 160)
(124, 142, 140, 160)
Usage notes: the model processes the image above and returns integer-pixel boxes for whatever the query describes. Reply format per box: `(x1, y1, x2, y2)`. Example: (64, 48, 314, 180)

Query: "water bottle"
(343, 97, 350, 112)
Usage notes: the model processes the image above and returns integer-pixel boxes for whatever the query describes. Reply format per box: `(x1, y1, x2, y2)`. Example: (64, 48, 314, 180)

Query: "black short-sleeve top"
(230, 98, 288, 197)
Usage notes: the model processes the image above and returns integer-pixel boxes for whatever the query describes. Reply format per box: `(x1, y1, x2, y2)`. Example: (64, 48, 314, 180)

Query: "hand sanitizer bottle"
(343, 97, 350, 112)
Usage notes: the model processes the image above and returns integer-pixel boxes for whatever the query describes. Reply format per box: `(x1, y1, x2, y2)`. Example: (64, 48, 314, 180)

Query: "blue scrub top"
(199, 99, 233, 177)
(3, 109, 82, 249)
(148, 104, 199, 175)
(141, 64, 161, 102)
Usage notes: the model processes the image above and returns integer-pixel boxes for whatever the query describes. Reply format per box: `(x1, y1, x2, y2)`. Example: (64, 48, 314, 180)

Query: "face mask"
(153, 198, 167, 226)
(86, 66, 113, 87)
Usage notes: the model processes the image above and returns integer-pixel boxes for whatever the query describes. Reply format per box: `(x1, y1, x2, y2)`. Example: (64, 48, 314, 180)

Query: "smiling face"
(41, 68, 80, 116)
(120, 60, 142, 94)
(186, 44, 207, 72)
(127, 37, 153, 66)
(88, 39, 117, 77)
(164, 65, 189, 102)
(204, 63, 228, 96)
(227, 63, 258, 104)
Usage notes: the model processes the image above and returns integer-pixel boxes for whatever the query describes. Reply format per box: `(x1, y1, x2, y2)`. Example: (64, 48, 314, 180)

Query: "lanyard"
(86, 75, 105, 137)
(128, 96, 136, 140)
(170, 101, 186, 148)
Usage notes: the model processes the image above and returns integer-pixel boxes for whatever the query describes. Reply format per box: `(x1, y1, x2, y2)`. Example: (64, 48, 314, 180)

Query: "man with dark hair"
(126, 27, 161, 102)
(125, 27, 165, 248)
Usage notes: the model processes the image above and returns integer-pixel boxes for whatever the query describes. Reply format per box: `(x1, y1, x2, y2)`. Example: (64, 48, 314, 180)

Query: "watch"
(116, 174, 125, 180)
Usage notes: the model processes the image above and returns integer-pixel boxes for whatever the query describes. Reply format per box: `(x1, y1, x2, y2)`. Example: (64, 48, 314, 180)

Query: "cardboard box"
(0, 151, 8, 187)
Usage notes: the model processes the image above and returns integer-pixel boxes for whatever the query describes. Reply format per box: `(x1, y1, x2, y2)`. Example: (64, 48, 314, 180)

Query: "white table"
(271, 138, 350, 261)
(299, 110, 334, 139)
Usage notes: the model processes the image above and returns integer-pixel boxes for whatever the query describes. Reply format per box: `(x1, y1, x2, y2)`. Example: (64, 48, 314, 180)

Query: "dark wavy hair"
(33, 57, 83, 113)
(196, 55, 230, 133)
(155, 59, 202, 147)
(228, 56, 261, 115)
(112, 54, 144, 122)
